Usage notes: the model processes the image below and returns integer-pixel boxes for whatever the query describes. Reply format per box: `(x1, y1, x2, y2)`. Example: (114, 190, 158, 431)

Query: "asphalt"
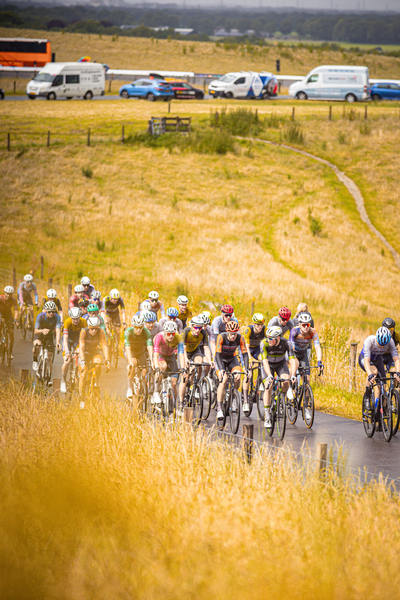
(2, 332, 399, 484)
(2, 94, 290, 102)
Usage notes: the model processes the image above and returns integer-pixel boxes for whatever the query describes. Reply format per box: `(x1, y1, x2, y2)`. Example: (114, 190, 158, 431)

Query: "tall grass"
(1, 381, 400, 600)
(211, 107, 264, 137)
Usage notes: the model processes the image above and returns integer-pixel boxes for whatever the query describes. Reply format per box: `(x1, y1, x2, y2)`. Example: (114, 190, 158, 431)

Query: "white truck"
(208, 71, 278, 100)
(289, 65, 369, 103)
(26, 62, 105, 100)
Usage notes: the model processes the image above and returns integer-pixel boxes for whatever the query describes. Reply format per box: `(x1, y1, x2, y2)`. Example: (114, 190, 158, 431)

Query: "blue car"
(370, 82, 400, 101)
(119, 78, 174, 102)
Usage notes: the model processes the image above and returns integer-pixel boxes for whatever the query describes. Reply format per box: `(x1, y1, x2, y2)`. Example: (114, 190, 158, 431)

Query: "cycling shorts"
(250, 345, 261, 360)
(383, 353, 395, 370)
(106, 312, 121, 326)
(261, 360, 289, 381)
(81, 351, 102, 366)
(158, 353, 179, 378)
(131, 350, 148, 368)
(358, 353, 386, 379)
(0, 314, 14, 328)
(217, 356, 240, 378)
(34, 332, 55, 348)
(293, 350, 310, 375)
(21, 296, 34, 307)
(63, 339, 80, 357)
(187, 347, 203, 361)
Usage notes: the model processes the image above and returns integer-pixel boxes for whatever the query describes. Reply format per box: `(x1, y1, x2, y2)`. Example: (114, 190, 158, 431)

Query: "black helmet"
(382, 317, 395, 329)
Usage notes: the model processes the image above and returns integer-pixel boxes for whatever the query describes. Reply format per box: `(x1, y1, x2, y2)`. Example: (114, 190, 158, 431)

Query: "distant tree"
(47, 19, 66, 29)
(0, 10, 23, 27)
(100, 20, 113, 28)
(280, 19, 292, 35)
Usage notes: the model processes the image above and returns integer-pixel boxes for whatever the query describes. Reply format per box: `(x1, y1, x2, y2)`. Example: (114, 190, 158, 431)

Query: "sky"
(126, 0, 400, 10)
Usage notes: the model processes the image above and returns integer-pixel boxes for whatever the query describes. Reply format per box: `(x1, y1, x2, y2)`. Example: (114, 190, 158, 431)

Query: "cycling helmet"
(4, 286, 14, 294)
(167, 307, 179, 318)
(141, 300, 151, 312)
(92, 290, 101, 299)
(132, 314, 145, 327)
(202, 311, 211, 325)
(252, 313, 265, 325)
(221, 304, 234, 315)
(69, 307, 82, 319)
(163, 321, 178, 333)
(191, 315, 204, 327)
(376, 326, 391, 346)
(110, 289, 120, 299)
(266, 326, 282, 339)
(149, 291, 159, 300)
(144, 311, 157, 323)
(298, 312, 312, 325)
(24, 274, 33, 282)
(44, 301, 57, 312)
(47, 288, 57, 298)
(75, 284, 84, 293)
(225, 320, 240, 332)
(382, 317, 396, 330)
(278, 306, 292, 320)
(78, 298, 89, 308)
(87, 316, 100, 328)
(81, 276, 91, 285)
(177, 295, 188, 305)
(87, 303, 99, 313)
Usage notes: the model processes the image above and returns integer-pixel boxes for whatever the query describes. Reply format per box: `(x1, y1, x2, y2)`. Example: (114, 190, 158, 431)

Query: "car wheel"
(147, 93, 155, 102)
(84, 91, 93, 100)
(66, 97, 72, 100)
(197, 92, 204, 100)
(262, 91, 270, 100)
(225, 92, 233, 99)
(371, 94, 380, 101)
(163, 97, 170, 102)
(121, 90, 129, 99)
(47, 92, 56, 100)
(28, 95, 36, 100)
(296, 91, 307, 100)
(0, 91, 4, 100)
(345, 93, 357, 103)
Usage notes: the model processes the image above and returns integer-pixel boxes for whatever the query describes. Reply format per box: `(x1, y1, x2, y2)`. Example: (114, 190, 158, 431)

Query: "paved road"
(2, 332, 399, 483)
(2, 94, 290, 102)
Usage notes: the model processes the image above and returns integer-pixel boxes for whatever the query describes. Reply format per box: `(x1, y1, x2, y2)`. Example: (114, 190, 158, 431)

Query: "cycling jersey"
(215, 332, 248, 371)
(141, 300, 165, 320)
(243, 324, 266, 348)
(103, 296, 125, 315)
(63, 317, 87, 342)
(211, 315, 239, 338)
(82, 312, 107, 334)
(35, 312, 62, 332)
(159, 316, 183, 334)
(267, 316, 294, 335)
(183, 327, 209, 353)
(360, 336, 398, 362)
(146, 322, 163, 340)
(124, 327, 153, 354)
(83, 284, 96, 296)
(153, 332, 184, 357)
(260, 338, 293, 364)
(383, 331, 400, 363)
(177, 306, 192, 328)
(79, 327, 107, 355)
(289, 326, 320, 354)
(18, 282, 38, 305)
(69, 293, 90, 309)
(0, 294, 18, 317)
(43, 296, 62, 312)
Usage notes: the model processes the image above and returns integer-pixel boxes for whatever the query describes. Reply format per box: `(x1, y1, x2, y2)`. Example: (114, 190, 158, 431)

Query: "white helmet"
(149, 291, 159, 300)
(177, 295, 188, 304)
(87, 316, 100, 328)
(298, 312, 312, 325)
(47, 288, 57, 298)
(141, 300, 151, 311)
(24, 274, 33, 282)
(131, 314, 145, 327)
(44, 301, 57, 312)
(266, 326, 282, 339)
(163, 321, 178, 333)
(110, 289, 120, 299)
(81, 276, 91, 285)
(4, 286, 14, 294)
(69, 307, 82, 319)
(191, 315, 204, 327)
(75, 284, 84, 293)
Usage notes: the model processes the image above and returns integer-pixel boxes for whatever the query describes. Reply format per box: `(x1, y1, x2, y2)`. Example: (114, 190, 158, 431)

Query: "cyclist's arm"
(79, 330, 86, 361)
(363, 356, 374, 377)
(159, 302, 165, 318)
(33, 283, 39, 304)
(100, 330, 109, 362)
(214, 334, 224, 372)
(311, 331, 322, 361)
(239, 336, 249, 370)
(262, 357, 272, 378)
(17, 284, 24, 305)
(124, 328, 133, 363)
(34, 314, 43, 334)
(62, 330, 70, 354)
(176, 340, 184, 369)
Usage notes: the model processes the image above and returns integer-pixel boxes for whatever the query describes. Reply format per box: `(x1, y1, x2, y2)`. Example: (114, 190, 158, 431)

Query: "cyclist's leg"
(231, 357, 242, 389)
(216, 362, 229, 410)
(167, 354, 179, 397)
(112, 313, 122, 347)
(359, 353, 379, 402)
(275, 361, 290, 392)
(93, 354, 103, 383)
(262, 361, 273, 410)
(4, 316, 15, 353)
(79, 352, 91, 395)
(155, 357, 167, 397)
(62, 340, 74, 382)
(32, 333, 43, 365)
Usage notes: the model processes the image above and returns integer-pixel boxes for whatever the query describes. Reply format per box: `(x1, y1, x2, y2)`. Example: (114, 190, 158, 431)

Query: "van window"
(52, 75, 63, 87)
(66, 75, 79, 84)
(219, 74, 236, 83)
(234, 77, 246, 85)
(307, 74, 318, 83)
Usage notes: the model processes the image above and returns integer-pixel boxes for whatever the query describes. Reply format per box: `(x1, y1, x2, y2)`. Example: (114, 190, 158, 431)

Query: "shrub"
(82, 166, 93, 178)
(211, 107, 264, 137)
(308, 207, 323, 237)
(338, 132, 346, 145)
(283, 122, 304, 145)
(96, 239, 106, 251)
(360, 122, 371, 135)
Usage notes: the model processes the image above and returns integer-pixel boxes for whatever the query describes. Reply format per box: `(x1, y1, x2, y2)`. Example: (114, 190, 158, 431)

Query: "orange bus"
(0, 38, 52, 67)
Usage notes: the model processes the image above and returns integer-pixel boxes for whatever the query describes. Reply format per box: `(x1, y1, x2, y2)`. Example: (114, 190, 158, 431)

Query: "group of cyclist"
(2, 272, 400, 428)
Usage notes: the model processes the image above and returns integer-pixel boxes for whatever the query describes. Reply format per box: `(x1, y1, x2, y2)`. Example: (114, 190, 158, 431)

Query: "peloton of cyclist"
(144, 310, 163, 340)
(18, 274, 38, 322)
(0, 286, 19, 358)
(79, 316, 110, 399)
(268, 306, 294, 335)
(102, 289, 127, 348)
(42, 289, 63, 323)
(32, 300, 62, 380)
(381, 317, 400, 373)
(124, 314, 154, 400)
(176, 295, 192, 328)
(61, 306, 87, 393)
(159, 307, 183, 334)
(153, 321, 184, 404)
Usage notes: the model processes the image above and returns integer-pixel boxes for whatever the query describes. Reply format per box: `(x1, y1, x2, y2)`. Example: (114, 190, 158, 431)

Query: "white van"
(26, 62, 105, 100)
(208, 71, 278, 100)
(289, 65, 369, 103)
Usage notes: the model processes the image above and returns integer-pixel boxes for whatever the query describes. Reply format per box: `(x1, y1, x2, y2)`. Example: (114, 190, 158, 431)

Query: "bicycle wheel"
(256, 385, 265, 420)
(381, 394, 392, 442)
(28, 312, 34, 342)
(201, 377, 212, 420)
(0, 337, 5, 365)
(266, 400, 275, 437)
(303, 384, 315, 428)
(276, 391, 286, 440)
(391, 389, 400, 436)
(192, 383, 203, 426)
(362, 389, 375, 438)
(137, 378, 147, 413)
(6, 333, 12, 367)
(286, 391, 298, 425)
(210, 371, 218, 409)
(229, 389, 241, 434)
(162, 387, 174, 418)
(111, 337, 119, 368)
(20, 314, 26, 339)
(219, 386, 229, 430)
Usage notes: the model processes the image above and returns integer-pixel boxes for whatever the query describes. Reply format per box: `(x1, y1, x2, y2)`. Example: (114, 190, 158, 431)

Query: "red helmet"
(278, 306, 291, 320)
(221, 304, 234, 315)
(225, 320, 239, 332)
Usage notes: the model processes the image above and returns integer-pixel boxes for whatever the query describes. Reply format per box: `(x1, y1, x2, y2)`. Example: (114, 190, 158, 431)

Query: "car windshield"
(219, 74, 236, 83)
(33, 73, 54, 82)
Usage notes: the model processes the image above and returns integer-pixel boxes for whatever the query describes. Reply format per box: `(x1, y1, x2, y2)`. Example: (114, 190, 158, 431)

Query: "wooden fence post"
(316, 443, 327, 479)
(12, 268, 17, 290)
(168, 102, 171, 113)
(183, 407, 193, 424)
(87, 128, 91, 147)
(292, 106, 295, 121)
(243, 424, 254, 464)
(349, 342, 358, 391)
(121, 125, 125, 143)
(251, 297, 255, 316)
(47, 131, 50, 148)
(40, 255, 44, 279)
(365, 105, 368, 120)
(13, 80, 16, 94)
(48, 277, 53, 289)
(108, 73, 113, 93)
(7, 133, 10, 151)
(68, 283, 72, 299)
(329, 106, 332, 121)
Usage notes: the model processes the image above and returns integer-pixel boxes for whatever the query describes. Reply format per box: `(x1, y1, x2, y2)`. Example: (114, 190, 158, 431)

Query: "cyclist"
(153, 321, 184, 404)
(292, 303, 314, 328)
(102, 289, 127, 349)
(124, 314, 154, 400)
(81, 276, 95, 297)
(0, 286, 19, 358)
(176, 295, 192, 328)
(84, 303, 107, 335)
(359, 326, 400, 409)
(61, 306, 87, 393)
(200, 311, 213, 375)
(91, 290, 104, 312)
(242, 313, 266, 413)
(159, 307, 183, 334)
(42, 289, 63, 323)
(215, 320, 249, 421)
(69, 284, 89, 309)
(260, 326, 295, 428)
(78, 297, 90, 318)
(78, 315, 110, 397)
(268, 306, 294, 335)
(381, 317, 400, 373)
(179, 315, 212, 415)
(210, 304, 237, 356)
(144, 310, 163, 340)
(32, 300, 62, 379)
(141, 291, 165, 320)
(18, 274, 38, 323)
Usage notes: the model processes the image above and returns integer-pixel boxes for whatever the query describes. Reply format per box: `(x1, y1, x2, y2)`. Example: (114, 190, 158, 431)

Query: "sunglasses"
(46, 311, 55, 315)
(301, 323, 311, 328)
(280, 318, 289, 323)
(166, 332, 176, 336)
(169, 316, 177, 320)
(192, 326, 202, 331)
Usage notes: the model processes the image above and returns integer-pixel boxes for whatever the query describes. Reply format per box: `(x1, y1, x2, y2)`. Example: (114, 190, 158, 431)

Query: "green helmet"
(87, 303, 99, 313)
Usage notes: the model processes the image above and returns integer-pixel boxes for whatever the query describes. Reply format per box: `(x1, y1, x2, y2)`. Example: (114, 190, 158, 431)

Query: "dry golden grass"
(2, 27, 400, 78)
(0, 381, 399, 600)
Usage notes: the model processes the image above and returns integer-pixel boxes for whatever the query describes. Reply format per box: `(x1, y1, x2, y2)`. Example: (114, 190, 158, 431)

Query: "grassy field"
(2, 27, 400, 79)
(0, 381, 399, 600)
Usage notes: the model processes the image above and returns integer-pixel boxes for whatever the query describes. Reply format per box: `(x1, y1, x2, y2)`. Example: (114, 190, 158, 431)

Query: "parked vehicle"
(289, 65, 369, 102)
(26, 62, 105, 100)
(119, 79, 174, 101)
(370, 82, 400, 101)
(169, 81, 204, 100)
(208, 71, 278, 100)
(0, 88, 4, 100)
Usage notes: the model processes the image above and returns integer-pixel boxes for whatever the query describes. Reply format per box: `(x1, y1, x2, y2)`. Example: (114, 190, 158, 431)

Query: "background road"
(2, 94, 291, 102)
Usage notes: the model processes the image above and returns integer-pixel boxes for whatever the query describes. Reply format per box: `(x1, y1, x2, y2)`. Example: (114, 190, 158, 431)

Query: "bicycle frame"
(363, 376, 393, 442)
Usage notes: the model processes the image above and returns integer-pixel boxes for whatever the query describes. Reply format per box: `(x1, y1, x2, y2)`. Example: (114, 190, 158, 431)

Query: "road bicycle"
(128, 362, 148, 413)
(287, 365, 322, 429)
(264, 376, 287, 440)
(34, 340, 55, 389)
(209, 366, 219, 411)
(0, 318, 12, 367)
(65, 350, 79, 396)
(183, 362, 211, 425)
(218, 371, 245, 433)
(107, 322, 119, 368)
(245, 360, 264, 419)
(386, 370, 400, 436)
(80, 358, 109, 407)
(149, 369, 180, 420)
(20, 305, 34, 342)
(362, 376, 393, 442)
